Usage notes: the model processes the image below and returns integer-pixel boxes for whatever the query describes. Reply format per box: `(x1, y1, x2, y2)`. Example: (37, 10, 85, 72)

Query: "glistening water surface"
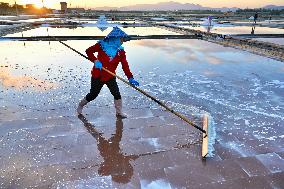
(5, 26, 181, 37)
(0, 38, 283, 188)
(1, 38, 283, 144)
(179, 25, 284, 35)
(255, 38, 284, 46)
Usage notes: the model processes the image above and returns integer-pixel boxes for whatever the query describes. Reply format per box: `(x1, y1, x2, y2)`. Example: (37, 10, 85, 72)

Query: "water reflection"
(0, 67, 56, 91)
(5, 26, 180, 37)
(97, 26, 108, 32)
(180, 25, 284, 35)
(134, 39, 221, 54)
(78, 115, 138, 184)
(203, 25, 214, 33)
(256, 38, 284, 46)
(251, 25, 256, 35)
(132, 39, 238, 65)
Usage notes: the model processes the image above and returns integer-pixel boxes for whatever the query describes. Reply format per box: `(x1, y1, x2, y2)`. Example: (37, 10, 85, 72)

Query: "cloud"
(0, 67, 57, 91)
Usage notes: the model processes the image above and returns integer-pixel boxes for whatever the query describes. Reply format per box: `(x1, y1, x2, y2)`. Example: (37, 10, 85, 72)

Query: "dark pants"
(85, 77, 121, 102)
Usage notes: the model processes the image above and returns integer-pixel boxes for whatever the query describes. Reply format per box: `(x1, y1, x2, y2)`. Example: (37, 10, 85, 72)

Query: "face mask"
(99, 37, 123, 60)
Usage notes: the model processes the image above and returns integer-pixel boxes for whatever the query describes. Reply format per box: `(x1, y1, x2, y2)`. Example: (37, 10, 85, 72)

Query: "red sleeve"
(85, 43, 100, 62)
(120, 50, 133, 79)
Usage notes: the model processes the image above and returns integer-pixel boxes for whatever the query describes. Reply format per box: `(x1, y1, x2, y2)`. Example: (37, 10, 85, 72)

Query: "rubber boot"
(114, 99, 127, 119)
(77, 97, 88, 115)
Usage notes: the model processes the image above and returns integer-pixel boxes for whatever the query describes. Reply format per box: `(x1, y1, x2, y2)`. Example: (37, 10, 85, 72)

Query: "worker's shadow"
(78, 114, 138, 184)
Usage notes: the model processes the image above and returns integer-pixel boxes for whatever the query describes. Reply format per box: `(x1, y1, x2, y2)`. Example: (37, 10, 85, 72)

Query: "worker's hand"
(94, 60, 102, 71)
(129, 78, 139, 86)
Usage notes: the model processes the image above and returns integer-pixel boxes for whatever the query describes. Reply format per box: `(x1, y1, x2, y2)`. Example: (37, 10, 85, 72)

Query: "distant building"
(58, 2, 85, 14)
(60, 2, 67, 13)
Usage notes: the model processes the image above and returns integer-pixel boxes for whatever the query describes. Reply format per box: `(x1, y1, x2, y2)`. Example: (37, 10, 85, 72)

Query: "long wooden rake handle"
(58, 40, 206, 134)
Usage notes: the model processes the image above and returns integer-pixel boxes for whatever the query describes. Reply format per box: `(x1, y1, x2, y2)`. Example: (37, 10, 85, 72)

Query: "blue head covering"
(99, 27, 129, 59)
(104, 26, 129, 40)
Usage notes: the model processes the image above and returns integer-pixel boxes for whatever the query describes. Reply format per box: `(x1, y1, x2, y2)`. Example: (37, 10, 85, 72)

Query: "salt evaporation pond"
(1, 35, 284, 187)
(15, 17, 61, 23)
(255, 38, 284, 46)
(179, 25, 284, 35)
(232, 20, 284, 25)
(1, 38, 283, 146)
(79, 20, 144, 24)
(5, 26, 181, 37)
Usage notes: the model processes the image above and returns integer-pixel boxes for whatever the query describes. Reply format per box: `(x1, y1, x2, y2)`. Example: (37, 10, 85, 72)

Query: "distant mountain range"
(263, 5, 284, 10)
(93, 1, 284, 11)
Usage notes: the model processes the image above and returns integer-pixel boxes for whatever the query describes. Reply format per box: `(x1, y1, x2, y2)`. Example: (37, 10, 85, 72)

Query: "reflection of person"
(251, 25, 255, 35)
(206, 26, 212, 33)
(78, 115, 138, 183)
(208, 15, 213, 26)
(254, 12, 258, 24)
(77, 27, 139, 118)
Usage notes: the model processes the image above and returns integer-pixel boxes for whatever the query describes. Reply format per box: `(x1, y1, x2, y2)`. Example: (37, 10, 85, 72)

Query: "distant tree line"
(236, 8, 284, 15)
(0, 2, 52, 15)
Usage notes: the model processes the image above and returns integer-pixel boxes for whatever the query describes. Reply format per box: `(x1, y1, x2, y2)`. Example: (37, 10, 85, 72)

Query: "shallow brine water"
(179, 25, 284, 35)
(1, 38, 283, 136)
(5, 26, 181, 37)
(255, 38, 284, 46)
(0, 37, 284, 188)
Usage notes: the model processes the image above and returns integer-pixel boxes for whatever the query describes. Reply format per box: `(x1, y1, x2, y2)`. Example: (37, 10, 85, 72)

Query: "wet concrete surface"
(0, 39, 284, 188)
(0, 107, 202, 188)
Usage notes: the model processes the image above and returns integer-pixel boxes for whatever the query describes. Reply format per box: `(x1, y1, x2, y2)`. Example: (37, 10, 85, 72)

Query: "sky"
(2, 0, 284, 9)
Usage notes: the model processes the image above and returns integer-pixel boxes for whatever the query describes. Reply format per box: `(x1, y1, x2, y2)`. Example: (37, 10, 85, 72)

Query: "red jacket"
(85, 43, 133, 81)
